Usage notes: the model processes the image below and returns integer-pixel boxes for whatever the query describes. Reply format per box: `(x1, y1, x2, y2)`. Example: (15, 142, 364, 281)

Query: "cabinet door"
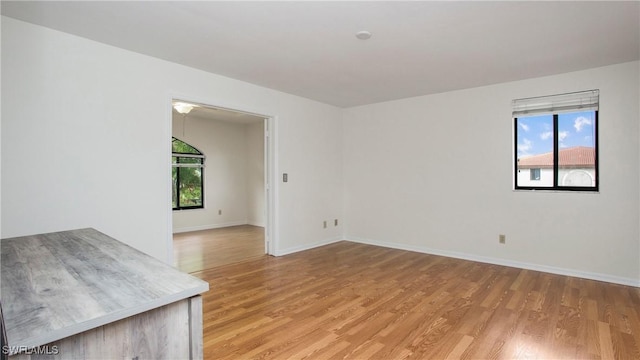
(12, 297, 203, 360)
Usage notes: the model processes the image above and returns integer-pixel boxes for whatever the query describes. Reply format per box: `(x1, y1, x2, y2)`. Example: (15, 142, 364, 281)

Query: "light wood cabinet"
(1, 229, 208, 360)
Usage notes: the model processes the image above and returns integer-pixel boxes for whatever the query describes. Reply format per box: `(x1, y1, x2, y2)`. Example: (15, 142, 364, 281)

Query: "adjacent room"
(171, 101, 267, 273)
(1, 1, 639, 359)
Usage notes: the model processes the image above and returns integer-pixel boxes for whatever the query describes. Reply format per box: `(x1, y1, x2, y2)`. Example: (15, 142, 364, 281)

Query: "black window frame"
(172, 137, 205, 210)
(514, 110, 599, 192)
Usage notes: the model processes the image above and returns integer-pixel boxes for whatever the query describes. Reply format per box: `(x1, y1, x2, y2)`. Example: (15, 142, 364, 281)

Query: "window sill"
(513, 189, 599, 194)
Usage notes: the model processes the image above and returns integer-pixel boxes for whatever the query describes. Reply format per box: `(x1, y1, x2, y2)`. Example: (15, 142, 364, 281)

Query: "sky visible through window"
(516, 110, 596, 159)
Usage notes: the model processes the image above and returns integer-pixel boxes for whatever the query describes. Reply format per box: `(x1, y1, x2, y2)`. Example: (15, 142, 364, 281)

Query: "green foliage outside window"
(172, 138, 204, 210)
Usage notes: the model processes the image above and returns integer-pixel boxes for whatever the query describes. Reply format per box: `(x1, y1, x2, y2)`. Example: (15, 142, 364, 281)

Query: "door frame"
(165, 96, 278, 263)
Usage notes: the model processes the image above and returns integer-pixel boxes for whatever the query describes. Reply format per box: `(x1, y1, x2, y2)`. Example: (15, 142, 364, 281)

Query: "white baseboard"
(172, 220, 248, 234)
(247, 221, 265, 227)
(345, 236, 640, 288)
(274, 236, 343, 256)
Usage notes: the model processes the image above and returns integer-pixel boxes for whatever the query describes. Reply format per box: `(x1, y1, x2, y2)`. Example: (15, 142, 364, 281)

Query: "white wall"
(517, 168, 554, 187)
(344, 61, 640, 286)
(517, 168, 595, 187)
(171, 113, 256, 232)
(0, 12, 3, 252)
(1, 17, 344, 262)
(246, 121, 265, 227)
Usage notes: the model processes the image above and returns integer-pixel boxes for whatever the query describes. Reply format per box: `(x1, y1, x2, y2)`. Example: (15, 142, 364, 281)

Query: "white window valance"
(512, 89, 599, 117)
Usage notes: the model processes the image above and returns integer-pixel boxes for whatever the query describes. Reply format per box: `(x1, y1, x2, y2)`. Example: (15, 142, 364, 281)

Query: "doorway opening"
(169, 99, 275, 273)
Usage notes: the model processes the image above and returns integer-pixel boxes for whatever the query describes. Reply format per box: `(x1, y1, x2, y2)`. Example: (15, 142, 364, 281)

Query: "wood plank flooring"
(173, 225, 265, 273)
(191, 241, 640, 359)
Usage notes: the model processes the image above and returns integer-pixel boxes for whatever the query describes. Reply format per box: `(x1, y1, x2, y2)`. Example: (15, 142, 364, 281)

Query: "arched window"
(172, 137, 205, 210)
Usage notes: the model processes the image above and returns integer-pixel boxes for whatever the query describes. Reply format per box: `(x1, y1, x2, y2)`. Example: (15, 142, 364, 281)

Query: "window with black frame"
(513, 90, 599, 191)
(172, 137, 205, 210)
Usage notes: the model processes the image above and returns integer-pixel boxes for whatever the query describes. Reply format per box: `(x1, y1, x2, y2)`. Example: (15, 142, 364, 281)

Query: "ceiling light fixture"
(355, 30, 372, 40)
(173, 102, 198, 115)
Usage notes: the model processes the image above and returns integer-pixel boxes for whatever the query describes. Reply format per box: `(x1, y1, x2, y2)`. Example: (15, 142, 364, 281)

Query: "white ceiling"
(3, 1, 639, 108)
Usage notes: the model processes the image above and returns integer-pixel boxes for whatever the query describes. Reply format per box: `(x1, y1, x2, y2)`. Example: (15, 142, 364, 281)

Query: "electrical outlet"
(323, 221, 327, 229)
(499, 234, 506, 244)
(334, 219, 338, 226)
(218, 209, 222, 215)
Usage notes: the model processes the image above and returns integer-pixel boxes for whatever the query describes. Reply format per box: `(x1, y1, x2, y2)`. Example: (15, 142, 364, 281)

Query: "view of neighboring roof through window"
(513, 90, 598, 191)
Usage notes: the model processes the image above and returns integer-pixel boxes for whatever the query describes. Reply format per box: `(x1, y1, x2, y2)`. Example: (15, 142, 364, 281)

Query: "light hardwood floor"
(173, 225, 265, 273)
(187, 241, 640, 360)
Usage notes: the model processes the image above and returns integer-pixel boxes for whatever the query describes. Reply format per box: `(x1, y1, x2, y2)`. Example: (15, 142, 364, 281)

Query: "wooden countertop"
(0, 228, 209, 354)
